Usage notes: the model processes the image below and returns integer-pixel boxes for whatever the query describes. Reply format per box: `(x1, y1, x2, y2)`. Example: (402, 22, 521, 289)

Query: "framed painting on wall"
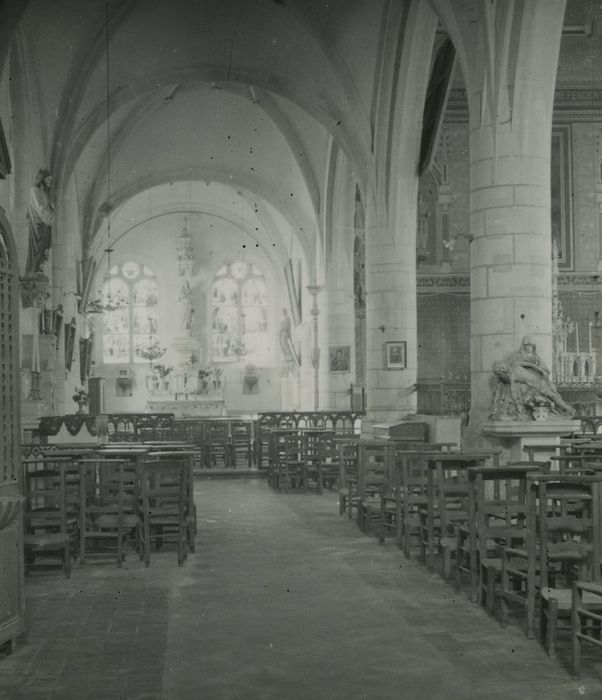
(385, 341, 406, 370)
(329, 345, 350, 372)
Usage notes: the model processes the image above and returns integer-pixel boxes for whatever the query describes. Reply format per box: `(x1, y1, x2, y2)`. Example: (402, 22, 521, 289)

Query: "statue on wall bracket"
(490, 335, 574, 421)
(25, 168, 54, 275)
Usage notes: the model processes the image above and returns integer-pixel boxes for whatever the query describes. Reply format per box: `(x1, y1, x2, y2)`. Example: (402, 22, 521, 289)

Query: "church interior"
(4, 0, 602, 697)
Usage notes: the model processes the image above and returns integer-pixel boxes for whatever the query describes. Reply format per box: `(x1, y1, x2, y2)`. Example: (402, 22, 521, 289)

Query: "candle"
(575, 321, 580, 354)
(589, 321, 593, 354)
(32, 305, 40, 373)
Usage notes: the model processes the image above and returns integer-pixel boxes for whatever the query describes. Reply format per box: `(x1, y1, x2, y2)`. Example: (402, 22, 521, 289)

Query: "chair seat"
(547, 541, 592, 560)
(404, 516, 422, 528)
(95, 513, 140, 529)
(25, 533, 70, 548)
(541, 587, 602, 607)
(446, 510, 468, 521)
(480, 556, 502, 571)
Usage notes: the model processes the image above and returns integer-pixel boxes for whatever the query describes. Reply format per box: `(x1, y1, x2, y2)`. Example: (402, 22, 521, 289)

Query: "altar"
(146, 397, 226, 418)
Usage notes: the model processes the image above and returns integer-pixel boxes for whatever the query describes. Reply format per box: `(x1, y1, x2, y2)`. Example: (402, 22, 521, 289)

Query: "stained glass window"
(102, 264, 161, 364)
(212, 261, 268, 362)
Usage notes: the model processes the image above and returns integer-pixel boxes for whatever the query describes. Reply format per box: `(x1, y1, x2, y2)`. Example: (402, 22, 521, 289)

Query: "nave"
(0, 478, 598, 700)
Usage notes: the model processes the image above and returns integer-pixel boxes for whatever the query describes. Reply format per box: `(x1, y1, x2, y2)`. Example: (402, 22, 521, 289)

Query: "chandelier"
(85, 5, 118, 316)
(84, 248, 126, 314)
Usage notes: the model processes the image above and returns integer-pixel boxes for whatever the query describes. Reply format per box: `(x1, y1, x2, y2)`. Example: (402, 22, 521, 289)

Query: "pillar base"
(482, 419, 581, 464)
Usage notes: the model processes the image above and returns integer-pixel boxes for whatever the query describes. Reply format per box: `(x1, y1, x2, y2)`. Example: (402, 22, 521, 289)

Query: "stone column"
(363, 1, 437, 429)
(52, 179, 83, 415)
(307, 285, 321, 409)
(464, 1, 567, 440)
(319, 279, 355, 410)
(364, 195, 418, 426)
(319, 155, 356, 410)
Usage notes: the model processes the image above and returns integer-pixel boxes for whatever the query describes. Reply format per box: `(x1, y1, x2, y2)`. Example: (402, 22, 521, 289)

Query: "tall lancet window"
(212, 261, 268, 362)
(102, 262, 160, 364)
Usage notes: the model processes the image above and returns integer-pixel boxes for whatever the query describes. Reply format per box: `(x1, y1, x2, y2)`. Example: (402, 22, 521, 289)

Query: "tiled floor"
(1, 479, 602, 699)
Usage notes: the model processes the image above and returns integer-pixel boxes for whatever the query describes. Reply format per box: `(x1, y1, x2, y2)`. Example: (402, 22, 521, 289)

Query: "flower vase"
(76, 402, 88, 415)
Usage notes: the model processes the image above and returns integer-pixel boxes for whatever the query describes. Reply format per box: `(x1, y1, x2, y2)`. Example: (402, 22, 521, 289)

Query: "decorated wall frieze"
(417, 274, 470, 292)
(557, 274, 602, 290)
(416, 273, 600, 293)
(445, 86, 602, 123)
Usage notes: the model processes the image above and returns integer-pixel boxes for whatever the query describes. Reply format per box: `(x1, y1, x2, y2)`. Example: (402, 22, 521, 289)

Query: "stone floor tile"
(1, 479, 602, 699)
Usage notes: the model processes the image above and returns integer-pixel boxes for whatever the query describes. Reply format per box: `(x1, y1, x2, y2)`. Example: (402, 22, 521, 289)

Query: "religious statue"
(279, 307, 298, 366)
(178, 281, 194, 332)
(25, 169, 54, 274)
(490, 335, 574, 421)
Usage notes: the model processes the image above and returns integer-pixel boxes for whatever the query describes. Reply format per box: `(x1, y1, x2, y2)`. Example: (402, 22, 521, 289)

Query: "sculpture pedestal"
(482, 419, 581, 464)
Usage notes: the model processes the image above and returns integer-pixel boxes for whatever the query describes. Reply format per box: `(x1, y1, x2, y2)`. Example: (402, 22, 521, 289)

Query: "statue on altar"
(490, 336, 574, 421)
(178, 280, 194, 332)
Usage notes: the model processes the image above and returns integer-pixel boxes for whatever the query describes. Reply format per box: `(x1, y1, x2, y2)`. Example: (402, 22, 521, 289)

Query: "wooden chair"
(337, 439, 359, 517)
(538, 476, 602, 656)
(229, 419, 254, 469)
(204, 420, 230, 468)
(456, 463, 544, 610)
(139, 453, 193, 566)
(356, 441, 395, 536)
(397, 451, 430, 559)
(303, 430, 326, 494)
(23, 458, 74, 577)
(77, 458, 140, 567)
(571, 580, 602, 676)
(499, 474, 602, 647)
(267, 429, 295, 490)
(317, 433, 341, 492)
(421, 454, 491, 577)
(304, 429, 336, 494)
(275, 432, 306, 493)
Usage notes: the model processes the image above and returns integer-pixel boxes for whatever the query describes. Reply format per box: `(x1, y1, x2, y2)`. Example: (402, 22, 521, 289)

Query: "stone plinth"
(482, 419, 581, 464)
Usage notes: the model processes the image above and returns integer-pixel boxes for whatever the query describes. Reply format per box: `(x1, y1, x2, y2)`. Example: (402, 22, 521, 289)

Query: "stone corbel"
(20, 272, 49, 309)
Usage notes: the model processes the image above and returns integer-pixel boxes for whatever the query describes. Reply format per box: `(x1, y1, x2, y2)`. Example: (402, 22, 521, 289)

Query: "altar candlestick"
(575, 322, 580, 354)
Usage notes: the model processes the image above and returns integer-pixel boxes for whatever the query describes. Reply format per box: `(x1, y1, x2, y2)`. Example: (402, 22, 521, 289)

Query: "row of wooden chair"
(266, 429, 342, 494)
(22, 447, 196, 576)
(136, 417, 255, 469)
(342, 437, 602, 675)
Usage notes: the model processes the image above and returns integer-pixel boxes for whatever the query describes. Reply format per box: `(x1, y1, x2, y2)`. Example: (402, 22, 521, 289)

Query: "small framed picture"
(329, 345, 350, 373)
(385, 341, 406, 369)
